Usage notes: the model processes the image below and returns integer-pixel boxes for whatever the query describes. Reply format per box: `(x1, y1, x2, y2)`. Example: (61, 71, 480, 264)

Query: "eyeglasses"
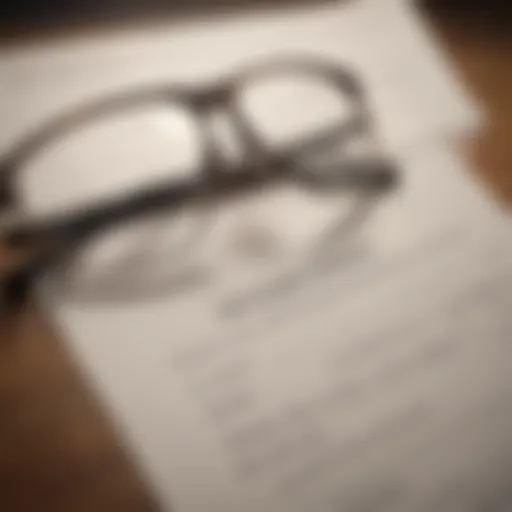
(0, 56, 397, 309)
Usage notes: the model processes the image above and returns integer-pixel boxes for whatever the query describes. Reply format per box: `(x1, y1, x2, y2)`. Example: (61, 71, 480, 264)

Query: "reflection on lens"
(54, 207, 211, 303)
(18, 103, 201, 216)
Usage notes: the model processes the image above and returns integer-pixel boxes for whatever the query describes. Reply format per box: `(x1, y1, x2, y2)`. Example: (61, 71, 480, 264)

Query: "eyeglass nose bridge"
(188, 84, 233, 111)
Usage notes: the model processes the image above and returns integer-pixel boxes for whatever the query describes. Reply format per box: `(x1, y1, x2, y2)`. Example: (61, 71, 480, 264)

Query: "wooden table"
(0, 6, 511, 511)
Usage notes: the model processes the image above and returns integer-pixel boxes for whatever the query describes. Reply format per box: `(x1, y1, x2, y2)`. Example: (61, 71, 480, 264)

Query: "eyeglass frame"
(0, 55, 398, 309)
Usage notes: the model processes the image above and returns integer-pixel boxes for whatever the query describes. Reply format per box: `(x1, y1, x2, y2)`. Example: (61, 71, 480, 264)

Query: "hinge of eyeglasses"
(0, 161, 14, 207)
(1, 269, 32, 316)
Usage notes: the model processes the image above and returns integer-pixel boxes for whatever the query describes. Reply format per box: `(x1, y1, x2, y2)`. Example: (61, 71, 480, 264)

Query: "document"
(46, 145, 512, 512)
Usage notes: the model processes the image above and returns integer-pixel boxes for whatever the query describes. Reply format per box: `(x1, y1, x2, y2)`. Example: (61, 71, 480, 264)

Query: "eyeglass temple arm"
(0, 176, 199, 311)
(0, 164, 280, 308)
(7, 176, 201, 247)
(5, 151, 396, 250)
(0, 156, 397, 311)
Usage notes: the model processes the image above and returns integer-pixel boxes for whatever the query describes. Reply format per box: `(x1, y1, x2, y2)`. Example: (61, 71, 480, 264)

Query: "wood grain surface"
(0, 5, 511, 511)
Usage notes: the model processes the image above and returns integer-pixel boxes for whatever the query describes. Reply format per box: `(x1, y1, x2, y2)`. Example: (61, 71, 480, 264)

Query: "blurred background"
(0, 1, 510, 39)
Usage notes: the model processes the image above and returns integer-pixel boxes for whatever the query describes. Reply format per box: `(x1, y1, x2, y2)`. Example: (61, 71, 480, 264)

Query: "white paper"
(0, 2, 505, 510)
(43, 143, 512, 512)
